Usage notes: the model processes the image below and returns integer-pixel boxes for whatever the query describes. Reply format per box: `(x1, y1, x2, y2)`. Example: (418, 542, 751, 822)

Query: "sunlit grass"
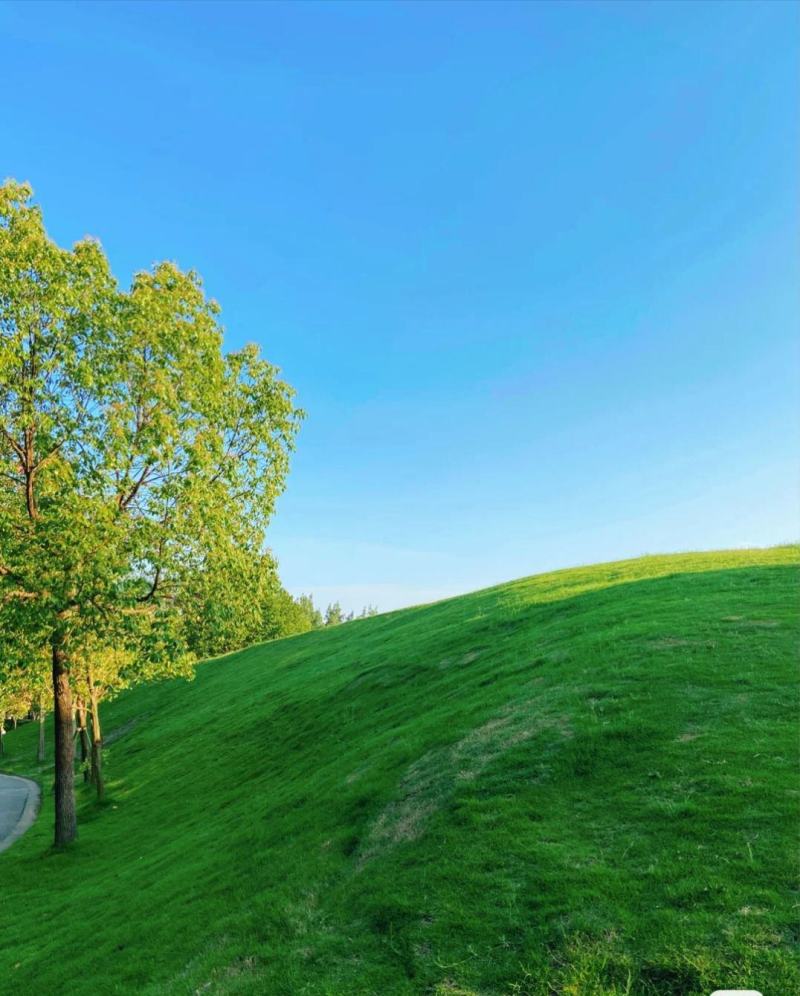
(1, 546, 798, 995)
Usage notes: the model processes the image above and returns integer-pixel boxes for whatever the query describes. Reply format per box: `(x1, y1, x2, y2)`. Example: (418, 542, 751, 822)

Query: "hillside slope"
(1, 547, 798, 995)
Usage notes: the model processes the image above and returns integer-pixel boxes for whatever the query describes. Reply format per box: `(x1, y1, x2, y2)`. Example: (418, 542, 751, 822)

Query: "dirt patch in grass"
(721, 617, 780, 628)
(357, 702, 571, 866)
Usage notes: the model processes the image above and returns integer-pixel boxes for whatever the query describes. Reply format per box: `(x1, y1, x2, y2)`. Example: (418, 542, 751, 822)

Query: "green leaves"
(0, 178, 302, 685)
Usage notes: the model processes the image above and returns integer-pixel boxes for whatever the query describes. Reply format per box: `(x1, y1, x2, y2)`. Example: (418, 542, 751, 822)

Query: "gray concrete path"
(0, 773, 40, 854)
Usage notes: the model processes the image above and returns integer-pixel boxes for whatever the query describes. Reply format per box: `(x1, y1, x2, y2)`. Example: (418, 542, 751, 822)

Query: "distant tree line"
(323, 601, 378, 625)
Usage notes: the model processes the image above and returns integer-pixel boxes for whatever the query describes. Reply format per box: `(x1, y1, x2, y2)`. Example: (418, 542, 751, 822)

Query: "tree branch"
(118, 461, 155, 511)
(0, 424, 24, 462)
(137, 564, 162, 603)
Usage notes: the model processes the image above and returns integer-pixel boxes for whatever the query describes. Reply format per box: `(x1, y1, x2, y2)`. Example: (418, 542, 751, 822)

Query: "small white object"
(710, 990, 763, 996)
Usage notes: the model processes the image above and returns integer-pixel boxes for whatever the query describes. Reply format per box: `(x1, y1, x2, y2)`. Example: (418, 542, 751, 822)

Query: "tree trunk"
(37, 704, 46, 763)
(89, 685, 104, 801)
(52, 636, 77, 846)
(75, 699, 91, 782)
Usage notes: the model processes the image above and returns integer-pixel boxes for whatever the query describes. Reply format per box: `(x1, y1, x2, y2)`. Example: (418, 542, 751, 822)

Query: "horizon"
(302, 541, 800, 618)
(3, 0, 798, 613)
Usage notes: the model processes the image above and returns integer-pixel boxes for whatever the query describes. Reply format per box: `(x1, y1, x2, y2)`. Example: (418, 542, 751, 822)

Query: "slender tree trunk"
(37, 703, 46, 763)
(88, 679, 104, 801)
(52, 635, 77, 846)
(75, 699, 91, 782)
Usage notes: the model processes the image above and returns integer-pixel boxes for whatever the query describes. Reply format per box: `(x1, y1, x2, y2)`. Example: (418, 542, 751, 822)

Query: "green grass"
(1, 547, 798, 995)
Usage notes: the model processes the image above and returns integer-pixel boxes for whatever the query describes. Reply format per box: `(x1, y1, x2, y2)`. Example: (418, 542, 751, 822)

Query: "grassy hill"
(1, 547, 798, 995)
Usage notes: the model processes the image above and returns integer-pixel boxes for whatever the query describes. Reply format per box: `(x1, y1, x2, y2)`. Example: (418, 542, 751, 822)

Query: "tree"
(70, 638, 134, 799)
(34, 670, 52, 763)
(0, 642, 51, 761)
(0, 181, 302, 844)
(180, 548, 325, 658)
(294, 593, 323, 630)
(24, 651, 51, 763)
(181, 547, 285, 659)
(324, 601, 344, 626)
(0, 667, 31, 756)
(269, 589, 324, 636)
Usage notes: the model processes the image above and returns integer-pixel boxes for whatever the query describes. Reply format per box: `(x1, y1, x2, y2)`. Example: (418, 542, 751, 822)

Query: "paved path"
(0, 773, 40, 854)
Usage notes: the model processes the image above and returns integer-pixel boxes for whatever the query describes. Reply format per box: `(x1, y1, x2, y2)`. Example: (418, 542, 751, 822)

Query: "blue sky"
(2, 0, 798, 611)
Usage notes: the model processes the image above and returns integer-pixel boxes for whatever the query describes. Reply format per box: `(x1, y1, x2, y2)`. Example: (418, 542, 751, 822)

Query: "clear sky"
(2, 0, 798, 612)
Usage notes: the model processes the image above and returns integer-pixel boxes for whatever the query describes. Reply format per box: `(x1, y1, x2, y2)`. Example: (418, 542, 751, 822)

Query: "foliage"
(289, 592, 324, 632)
(1, 547, 797, 994)
(0, 179, 302, 838)
(324, 600, 344, 626)
(0, 667, 33, 725)
(0, 641, 50, 733)
(69, 636, 134, 707)
(0, 179, 300, 658)
(324, 601, 378, 626)
(260, 586, 324, 638)
(181, 551, 325, 659)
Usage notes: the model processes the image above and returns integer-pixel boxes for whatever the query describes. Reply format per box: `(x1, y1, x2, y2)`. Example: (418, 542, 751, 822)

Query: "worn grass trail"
(1, 547, 798, 995)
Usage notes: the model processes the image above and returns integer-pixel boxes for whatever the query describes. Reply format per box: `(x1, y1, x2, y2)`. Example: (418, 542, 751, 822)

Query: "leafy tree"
(24, 651, 51, 763)
(33, 676, 52, 763)
(181, 550, 324, 657)
(271, 589, 324, 636)
(181, 546, 282, 659)
(0, 667, 31, 756)
(0, 181, 301, 844)
(293, 593, 323, 630)
(320, 602, 378, 626)
(0, 640, 51, 761)
(324, 601, 344, 626)
(70, 638, 134, 799)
